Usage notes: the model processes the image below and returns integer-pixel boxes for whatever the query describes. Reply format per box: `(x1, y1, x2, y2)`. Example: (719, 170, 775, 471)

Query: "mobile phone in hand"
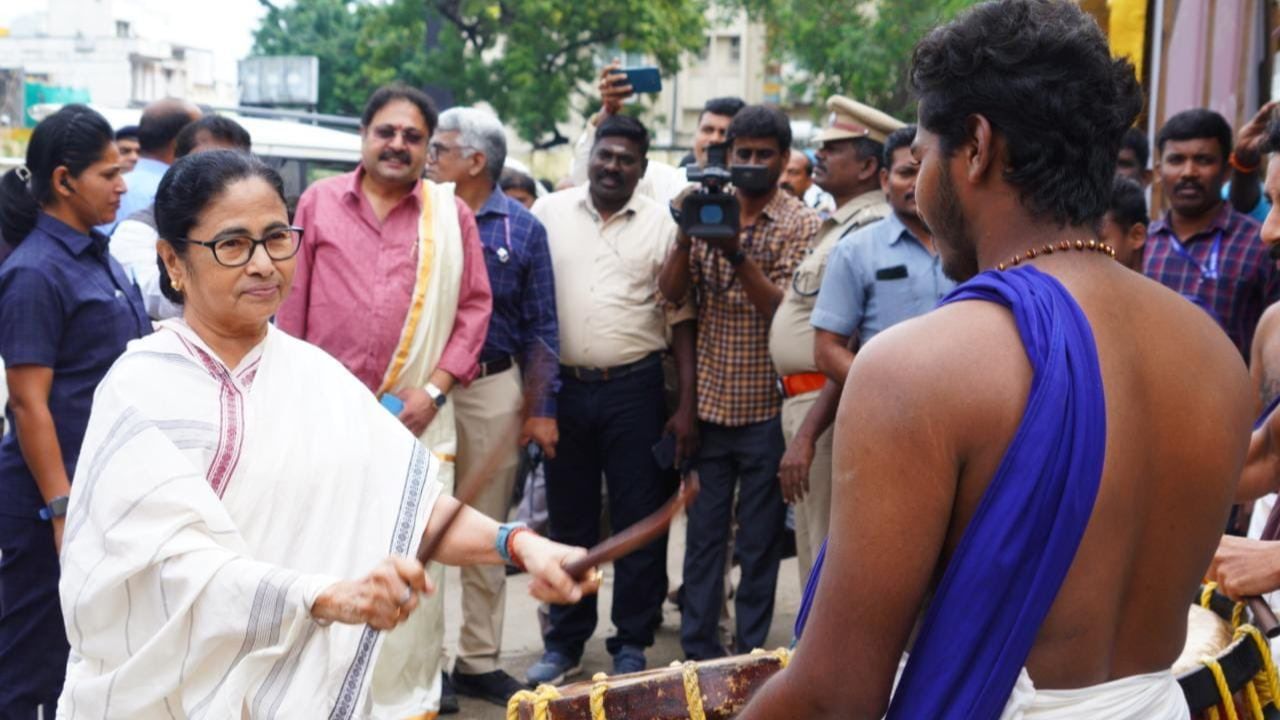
(618, 66, 662, 94)
(379, 393, 405, 416)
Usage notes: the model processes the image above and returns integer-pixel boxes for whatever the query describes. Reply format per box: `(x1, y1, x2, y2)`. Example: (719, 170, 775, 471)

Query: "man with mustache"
(779, 149, 834, 214)
(276, 84, 492, 718)
(1144, 108, 1278, 359)
(768, 96, 902, 586)
(784, 123, 957, 581)
(526, 114, 696, 683)
(659, 104, 822, 660)
(738, 1, 1252, 716)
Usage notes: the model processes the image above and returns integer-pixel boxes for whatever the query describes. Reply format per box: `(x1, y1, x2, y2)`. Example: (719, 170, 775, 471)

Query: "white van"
(27, 105, 363, 210)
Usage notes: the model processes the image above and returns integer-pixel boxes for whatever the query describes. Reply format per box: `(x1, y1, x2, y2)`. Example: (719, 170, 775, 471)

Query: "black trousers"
(543, 362, 669, 658)
(0, 513, 67, 718)
(681, 417, 786, 659)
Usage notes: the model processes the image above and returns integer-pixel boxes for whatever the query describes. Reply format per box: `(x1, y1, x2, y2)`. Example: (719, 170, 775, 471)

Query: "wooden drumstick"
(562, 472, 701, 581)
(415, 406, 528, 565)
(415, 361, 553, 566)
(1246, 596, 1280, 638)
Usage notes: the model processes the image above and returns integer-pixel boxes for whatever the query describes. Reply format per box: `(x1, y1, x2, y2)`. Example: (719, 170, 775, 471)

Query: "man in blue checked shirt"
(427, 107, 560, 709)
(1144, 108, 1280, 359)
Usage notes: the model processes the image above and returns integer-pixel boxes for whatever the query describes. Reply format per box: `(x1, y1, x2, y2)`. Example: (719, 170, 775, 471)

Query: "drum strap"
(1200, 624, 1280, 720)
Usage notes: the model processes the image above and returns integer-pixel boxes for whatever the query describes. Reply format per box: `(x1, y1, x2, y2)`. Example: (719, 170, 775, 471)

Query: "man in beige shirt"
(528, 115, 696, 684)
(769, 96, 902, 584)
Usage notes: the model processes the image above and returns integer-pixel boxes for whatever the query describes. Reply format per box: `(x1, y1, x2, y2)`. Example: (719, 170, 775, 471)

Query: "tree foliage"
(732, 0, 981, 121)
(253, 0, 711, 145)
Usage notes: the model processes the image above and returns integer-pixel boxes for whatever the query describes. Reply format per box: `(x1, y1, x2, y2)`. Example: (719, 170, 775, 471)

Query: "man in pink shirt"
(276, 83, 491, 718)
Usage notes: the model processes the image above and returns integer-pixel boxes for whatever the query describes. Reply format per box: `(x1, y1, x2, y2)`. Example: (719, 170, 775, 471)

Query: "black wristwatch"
(39, 495, 69, 521)
(725, 249, 747, 267)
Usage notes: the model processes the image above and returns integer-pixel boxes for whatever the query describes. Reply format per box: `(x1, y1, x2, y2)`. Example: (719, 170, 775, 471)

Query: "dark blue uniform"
(0, 213, 149, 716)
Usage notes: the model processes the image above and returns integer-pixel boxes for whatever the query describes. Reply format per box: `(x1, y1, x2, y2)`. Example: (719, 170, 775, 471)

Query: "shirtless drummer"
(740, 1, 1253, 718)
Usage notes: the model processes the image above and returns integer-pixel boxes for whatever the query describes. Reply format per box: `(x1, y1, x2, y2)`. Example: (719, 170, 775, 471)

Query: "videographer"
(658, 105, 822, 660)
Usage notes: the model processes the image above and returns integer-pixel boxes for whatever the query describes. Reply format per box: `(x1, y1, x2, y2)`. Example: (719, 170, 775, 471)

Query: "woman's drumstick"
(563, 473, 700, 581)
(416, 360, 548, 566)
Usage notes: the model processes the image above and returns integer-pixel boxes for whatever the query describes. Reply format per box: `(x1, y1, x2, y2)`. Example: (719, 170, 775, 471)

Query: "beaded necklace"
(996, 239, 1116, 272)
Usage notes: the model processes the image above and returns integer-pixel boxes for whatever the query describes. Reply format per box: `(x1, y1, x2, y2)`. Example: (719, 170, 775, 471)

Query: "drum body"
(507, 650, 789, 720)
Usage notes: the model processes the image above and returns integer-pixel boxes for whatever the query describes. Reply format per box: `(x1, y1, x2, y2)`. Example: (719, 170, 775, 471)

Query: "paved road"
(441, 511, 804, 719)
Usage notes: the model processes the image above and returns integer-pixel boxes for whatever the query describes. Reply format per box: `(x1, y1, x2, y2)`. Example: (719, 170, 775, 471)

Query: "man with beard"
(769, 97, 902, 585)
(525, 115, 696, 683)
(779, 124, 955, 585)
(738, 0, 1252, 717)
(1144, 108, 1278, 358)
(276, 84, 492, 718)
(660, 104, 822, 660)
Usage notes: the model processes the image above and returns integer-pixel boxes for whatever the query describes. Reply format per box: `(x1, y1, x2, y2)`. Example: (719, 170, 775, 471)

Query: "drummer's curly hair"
(910, 0, 1142, 228)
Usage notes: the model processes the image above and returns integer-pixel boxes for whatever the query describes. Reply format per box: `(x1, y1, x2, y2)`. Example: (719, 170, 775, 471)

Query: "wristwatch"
(39, 495, 69, 521)
(725, 249, 747, 267)
(425, 382, 448, 409)
(495, 521, 528, 566)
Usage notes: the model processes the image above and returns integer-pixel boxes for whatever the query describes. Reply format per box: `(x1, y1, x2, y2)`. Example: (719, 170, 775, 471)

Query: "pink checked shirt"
(276, 168, 491, 391)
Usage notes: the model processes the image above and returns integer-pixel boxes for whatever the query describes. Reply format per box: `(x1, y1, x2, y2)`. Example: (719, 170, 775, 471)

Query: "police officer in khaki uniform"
(768, 96, 904, 584)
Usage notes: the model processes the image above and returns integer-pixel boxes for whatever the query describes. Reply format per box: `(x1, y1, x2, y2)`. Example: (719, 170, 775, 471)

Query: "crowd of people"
(2, 0, 1280, 717)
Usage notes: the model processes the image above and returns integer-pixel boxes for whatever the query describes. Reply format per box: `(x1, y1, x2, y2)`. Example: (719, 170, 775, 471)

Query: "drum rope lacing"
(506, 684, 561, 720)
(1196, 583, 1280, 720)
(589, 672, 610, 720)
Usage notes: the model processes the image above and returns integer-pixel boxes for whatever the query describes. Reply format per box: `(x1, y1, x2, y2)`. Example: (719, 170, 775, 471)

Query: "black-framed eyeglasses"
(173, 226, 304, 268)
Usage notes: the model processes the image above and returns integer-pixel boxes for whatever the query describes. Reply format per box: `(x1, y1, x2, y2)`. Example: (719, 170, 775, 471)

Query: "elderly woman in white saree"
(56, 150, 596, 719)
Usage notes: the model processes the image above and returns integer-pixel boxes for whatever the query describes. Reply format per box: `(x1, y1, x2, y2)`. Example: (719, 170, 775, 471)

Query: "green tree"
(252, 0, 712, 146)
(734, 0, 980, 121)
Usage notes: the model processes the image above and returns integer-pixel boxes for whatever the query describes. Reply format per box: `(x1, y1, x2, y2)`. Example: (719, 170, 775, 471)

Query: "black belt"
(561, 352, 661, 383)
(478, 355, 515, 378)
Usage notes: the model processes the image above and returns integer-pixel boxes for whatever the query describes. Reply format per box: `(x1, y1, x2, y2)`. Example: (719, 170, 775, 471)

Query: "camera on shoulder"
(680, 142, 772, 240)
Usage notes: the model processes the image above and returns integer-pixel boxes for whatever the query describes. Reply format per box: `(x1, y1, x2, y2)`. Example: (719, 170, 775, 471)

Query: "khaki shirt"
(768, 190, 890, 377)
(533, 185, 686, 368)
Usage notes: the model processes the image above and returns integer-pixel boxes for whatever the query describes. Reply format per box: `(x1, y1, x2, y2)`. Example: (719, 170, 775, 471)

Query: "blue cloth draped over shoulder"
(793, 266, 1107, 719)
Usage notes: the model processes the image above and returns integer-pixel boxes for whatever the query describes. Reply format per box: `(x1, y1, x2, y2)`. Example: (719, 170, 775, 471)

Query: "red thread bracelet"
(1230, 151, 1260, 174)
(506, 526, 536, 572)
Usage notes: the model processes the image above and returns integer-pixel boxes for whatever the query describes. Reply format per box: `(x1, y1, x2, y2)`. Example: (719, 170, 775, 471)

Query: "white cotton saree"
(56, 320, 442, 719)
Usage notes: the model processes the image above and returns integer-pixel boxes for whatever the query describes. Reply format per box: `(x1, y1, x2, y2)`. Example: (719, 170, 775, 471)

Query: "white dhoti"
(1000, 669, 1189, 719)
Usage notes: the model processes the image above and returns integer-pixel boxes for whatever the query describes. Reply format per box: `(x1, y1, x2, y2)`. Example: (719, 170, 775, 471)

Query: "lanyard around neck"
(1169, 229, 1223, 283)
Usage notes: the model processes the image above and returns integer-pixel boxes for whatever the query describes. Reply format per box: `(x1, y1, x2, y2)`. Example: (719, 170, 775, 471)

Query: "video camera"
(679, 142, 772, 240)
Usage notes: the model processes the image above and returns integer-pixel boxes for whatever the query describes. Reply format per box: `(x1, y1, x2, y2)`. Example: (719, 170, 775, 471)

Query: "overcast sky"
(0, 0, 267, 84)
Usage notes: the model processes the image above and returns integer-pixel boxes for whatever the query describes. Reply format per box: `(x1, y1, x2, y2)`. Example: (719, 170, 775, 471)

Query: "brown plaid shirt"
(689, 191, 822, 426)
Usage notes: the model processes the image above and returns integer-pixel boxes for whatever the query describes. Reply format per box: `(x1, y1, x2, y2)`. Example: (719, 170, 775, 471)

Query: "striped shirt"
(689, 191, 822, 426)
(1144, 202, 1278, 358)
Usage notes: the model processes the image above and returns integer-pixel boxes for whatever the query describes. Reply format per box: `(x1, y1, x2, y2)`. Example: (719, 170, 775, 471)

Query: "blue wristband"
(495, 521, 527, 565)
